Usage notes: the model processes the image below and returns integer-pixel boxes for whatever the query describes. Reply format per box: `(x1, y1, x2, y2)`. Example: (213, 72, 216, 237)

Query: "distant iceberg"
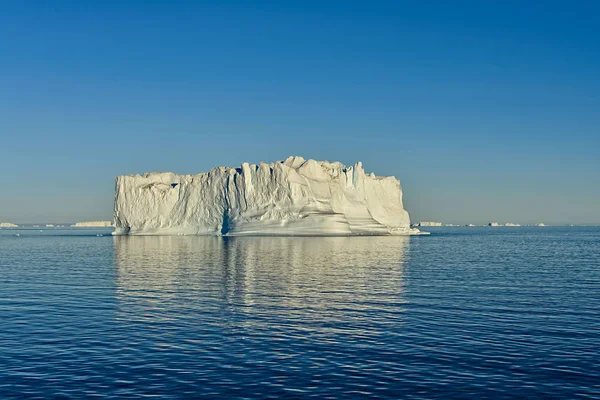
(416, 221, 443, 227)
(0, 222, 18, 228)
(72, 221, 113, 227)
(113, 156, 424, 236)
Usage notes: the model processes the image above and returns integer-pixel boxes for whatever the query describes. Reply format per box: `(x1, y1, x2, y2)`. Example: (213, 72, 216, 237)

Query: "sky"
(1, 0, 599, 225)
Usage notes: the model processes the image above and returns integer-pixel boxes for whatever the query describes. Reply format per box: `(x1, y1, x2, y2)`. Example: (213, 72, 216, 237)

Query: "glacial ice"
(416, 221, 443, 227)
(113, 156, 424, 236)
(72, 221, 113, 227)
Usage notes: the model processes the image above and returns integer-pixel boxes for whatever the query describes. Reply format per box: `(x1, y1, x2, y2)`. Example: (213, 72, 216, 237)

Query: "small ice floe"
(15, 234, 20, 237)
(96, 234, 103, 237)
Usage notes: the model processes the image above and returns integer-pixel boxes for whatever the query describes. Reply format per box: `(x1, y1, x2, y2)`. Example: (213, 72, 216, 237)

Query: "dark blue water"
(1, 227, 599, 398)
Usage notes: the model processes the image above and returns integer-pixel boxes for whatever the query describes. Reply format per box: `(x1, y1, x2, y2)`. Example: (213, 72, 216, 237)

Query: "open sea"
(1, 226, 599, 399)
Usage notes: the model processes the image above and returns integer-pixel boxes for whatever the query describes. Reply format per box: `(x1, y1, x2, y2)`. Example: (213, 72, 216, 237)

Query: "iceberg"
(113, 156, 424, 236)
(0, 222, 18, 228)
(416, 221, 443, 227)
(72, 221, 113, 227)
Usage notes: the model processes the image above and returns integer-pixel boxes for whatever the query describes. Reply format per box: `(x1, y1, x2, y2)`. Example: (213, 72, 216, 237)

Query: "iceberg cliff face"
(114, 156, 418, 236)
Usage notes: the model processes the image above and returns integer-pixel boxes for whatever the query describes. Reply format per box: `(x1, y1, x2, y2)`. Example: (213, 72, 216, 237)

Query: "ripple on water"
(0, 228, 599, 398)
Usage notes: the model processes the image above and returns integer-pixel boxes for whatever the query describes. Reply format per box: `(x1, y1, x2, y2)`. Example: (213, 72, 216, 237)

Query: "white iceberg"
(417, 221, 443, 227)
(0, 222, 18, 228)
(113, 156, 424, 236)
(72, 221, 113, 227)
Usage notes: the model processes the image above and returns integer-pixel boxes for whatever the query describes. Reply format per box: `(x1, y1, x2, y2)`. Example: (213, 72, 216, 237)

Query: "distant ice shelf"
(72, 221, 113, 227)
(113, 156, 425, 236)
(414, 221, 443, 227)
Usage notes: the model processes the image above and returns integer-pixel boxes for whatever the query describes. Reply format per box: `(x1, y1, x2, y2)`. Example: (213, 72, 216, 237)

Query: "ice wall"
(113, 156, 419, 236)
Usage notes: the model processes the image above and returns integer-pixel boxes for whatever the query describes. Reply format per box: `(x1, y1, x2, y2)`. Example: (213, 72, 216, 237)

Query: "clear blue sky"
(1, 1, 598, 224)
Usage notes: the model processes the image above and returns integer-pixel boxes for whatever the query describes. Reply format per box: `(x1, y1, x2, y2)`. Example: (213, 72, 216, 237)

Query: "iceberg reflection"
(113, 236, 409, 327)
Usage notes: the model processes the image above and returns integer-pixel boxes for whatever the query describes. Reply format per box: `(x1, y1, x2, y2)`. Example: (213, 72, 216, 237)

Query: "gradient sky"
(1, 1, 598, 225)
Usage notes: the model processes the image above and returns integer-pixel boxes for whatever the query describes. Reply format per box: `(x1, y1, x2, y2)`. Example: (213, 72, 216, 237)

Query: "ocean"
(1, 226, 598, 398)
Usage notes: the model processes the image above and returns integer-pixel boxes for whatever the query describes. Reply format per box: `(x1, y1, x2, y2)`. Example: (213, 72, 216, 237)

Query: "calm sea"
(1, 227, 598, 398)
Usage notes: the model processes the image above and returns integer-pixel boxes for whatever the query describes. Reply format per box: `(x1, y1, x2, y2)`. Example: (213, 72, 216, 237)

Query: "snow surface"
(114, 156, 423, 236)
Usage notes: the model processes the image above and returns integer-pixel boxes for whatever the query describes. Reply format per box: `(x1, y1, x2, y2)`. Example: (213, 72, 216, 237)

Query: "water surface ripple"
(1, 227, 599, 398)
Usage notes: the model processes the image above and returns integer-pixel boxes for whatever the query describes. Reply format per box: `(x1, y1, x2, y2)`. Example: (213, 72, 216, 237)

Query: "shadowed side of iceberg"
(113, 157, 422, 236)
